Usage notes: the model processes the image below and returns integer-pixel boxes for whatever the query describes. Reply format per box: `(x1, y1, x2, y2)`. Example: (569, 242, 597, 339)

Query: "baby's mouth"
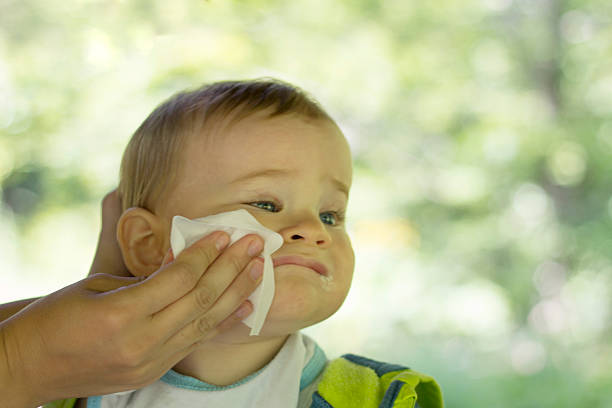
(272, 255, 329, 276)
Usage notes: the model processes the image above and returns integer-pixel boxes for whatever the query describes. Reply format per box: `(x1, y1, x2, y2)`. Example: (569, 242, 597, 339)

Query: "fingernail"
(250, 260, 263, 281)
(247, 238, 263, 257)
(216, 233, 230, 250)
(236, 302, 251, 319)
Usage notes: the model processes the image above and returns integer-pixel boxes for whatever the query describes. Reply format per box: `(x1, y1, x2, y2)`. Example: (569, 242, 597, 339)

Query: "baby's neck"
(172, 334, 290, 386)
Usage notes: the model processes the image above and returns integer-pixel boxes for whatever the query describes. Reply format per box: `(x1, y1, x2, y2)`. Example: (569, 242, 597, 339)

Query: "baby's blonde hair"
(118, 78, 334, 213)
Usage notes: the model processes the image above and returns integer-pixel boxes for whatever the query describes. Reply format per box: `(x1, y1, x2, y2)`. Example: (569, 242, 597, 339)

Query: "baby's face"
(159, 112, 354, 338)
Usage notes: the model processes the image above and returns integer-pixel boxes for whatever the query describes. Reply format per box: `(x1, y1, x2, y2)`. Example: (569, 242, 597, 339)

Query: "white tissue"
(170, 209, 283, 336)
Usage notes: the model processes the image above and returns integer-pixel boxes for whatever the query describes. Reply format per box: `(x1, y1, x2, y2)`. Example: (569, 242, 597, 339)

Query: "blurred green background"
(1, 0, 611, 406)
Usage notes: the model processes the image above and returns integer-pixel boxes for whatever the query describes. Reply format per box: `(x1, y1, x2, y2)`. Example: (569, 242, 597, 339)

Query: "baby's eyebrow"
(230, 168, 349, 198)
(329, 178, 349, 199)
(230, 168, 298, 183)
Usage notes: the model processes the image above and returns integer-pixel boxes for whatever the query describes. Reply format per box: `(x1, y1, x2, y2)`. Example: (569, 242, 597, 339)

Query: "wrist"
(0, 322, 42, 407)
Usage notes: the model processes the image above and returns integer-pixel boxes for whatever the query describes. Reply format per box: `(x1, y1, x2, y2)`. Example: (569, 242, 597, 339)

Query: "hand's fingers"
(162, 300, 253, 353)
(88, 189, 129, 277)
(117, 231, 231, 314)
(150, 236, 263, 343)
(85, 273, 144, 293)
(153, 235, 263, 337)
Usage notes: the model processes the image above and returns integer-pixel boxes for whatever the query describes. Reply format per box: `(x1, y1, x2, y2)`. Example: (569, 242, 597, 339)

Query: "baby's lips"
(272, 255, 329, 276)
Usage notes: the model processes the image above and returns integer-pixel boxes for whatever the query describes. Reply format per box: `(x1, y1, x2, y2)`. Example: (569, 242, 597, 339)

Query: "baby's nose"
(280, 217, 332, 247)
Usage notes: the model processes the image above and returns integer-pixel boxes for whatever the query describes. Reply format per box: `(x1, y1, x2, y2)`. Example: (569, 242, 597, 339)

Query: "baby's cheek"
(334, 238, 355, 279)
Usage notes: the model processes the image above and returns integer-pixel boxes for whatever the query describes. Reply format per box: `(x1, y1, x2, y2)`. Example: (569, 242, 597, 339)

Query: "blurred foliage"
(2, 0, 612, 406)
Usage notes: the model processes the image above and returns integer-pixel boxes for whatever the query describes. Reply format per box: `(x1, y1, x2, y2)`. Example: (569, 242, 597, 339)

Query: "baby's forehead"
(185, 110, 345, 152)
(174, 112, 351, 182)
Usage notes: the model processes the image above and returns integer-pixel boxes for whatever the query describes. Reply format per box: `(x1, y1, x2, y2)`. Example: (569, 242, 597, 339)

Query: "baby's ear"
(116, 207, 168, 277)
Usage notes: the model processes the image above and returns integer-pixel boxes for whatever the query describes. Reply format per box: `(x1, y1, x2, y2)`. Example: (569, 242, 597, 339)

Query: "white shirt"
(86, 332, 326, 408)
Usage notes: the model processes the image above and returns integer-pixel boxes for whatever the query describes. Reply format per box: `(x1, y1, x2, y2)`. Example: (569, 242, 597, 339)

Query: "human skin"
(0, 192, 265, 407)
(116, 111, 355, 387)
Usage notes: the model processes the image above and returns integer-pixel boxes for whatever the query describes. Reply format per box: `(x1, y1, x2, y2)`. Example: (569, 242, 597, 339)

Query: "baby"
(60, 79, 442, 407)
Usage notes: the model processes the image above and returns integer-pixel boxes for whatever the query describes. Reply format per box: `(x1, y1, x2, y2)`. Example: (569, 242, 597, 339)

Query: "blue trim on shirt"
(300, 343, 327, 391)
(87, 396, 101, 408)
(160, 365, 267, 391)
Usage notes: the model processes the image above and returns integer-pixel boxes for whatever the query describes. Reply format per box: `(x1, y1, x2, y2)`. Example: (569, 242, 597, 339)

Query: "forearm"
(0, 298, 40, 323)
(0, 322, 39, 408)
(0, 298, 43, 407)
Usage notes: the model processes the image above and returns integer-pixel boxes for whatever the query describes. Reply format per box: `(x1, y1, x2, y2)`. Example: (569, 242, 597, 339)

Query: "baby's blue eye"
(249, 201, 280, 212)
(320, 212, 338, 226)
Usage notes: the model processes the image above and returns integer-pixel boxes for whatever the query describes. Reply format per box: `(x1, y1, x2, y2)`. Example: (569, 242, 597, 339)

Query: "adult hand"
(1, 227, 264, 407)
